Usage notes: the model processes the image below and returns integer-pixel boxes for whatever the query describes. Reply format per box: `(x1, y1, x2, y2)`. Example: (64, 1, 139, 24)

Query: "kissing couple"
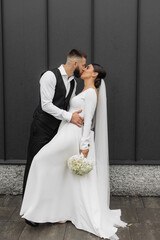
(20, 49, 127, 240)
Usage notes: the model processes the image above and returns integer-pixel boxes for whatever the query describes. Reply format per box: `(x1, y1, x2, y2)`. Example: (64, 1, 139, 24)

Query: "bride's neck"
(83, 78, 95, 90)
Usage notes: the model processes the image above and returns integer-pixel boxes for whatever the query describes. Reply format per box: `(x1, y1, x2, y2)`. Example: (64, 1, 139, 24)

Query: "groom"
(22, 49, 86, 203)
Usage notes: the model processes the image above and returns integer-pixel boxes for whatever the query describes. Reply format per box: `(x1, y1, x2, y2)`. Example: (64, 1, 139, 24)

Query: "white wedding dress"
(20, 87, 127, 240)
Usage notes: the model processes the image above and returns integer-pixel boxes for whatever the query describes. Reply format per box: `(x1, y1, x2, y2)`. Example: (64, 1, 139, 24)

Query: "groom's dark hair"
(40, 49, 87, 77)
(68, 49, 87, 59)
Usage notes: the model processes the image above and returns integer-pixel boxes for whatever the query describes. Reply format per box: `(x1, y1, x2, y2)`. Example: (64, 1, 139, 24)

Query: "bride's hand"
(80, 149, 89, 158)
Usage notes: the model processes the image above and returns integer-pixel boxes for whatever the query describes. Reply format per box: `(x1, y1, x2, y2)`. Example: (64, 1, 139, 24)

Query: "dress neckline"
(72, 88, 97, 100)
(80, 87, 96, 94)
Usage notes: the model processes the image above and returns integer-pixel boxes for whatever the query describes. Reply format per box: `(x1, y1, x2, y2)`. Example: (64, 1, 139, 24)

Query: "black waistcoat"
(33, 68, 75, 131)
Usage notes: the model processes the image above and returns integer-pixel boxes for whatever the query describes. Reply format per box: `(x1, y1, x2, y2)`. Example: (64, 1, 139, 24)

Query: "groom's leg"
(22, 119, 58, 198)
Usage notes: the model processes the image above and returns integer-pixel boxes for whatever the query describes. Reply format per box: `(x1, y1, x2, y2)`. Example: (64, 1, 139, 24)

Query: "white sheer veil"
(94, 79, 110, 210)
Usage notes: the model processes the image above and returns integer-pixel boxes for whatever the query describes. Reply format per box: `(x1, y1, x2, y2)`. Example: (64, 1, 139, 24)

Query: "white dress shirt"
(39, 64, 77, 122)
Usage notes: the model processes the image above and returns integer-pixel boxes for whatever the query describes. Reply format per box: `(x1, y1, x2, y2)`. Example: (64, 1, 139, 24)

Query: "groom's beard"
(74, 66, 81, 78)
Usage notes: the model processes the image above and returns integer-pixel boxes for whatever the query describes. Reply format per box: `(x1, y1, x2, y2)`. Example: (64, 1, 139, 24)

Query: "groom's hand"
(71, 110, 84, 127)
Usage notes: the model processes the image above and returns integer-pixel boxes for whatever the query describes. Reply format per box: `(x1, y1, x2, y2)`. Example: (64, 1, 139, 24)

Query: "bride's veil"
(95, 79, 110, 209)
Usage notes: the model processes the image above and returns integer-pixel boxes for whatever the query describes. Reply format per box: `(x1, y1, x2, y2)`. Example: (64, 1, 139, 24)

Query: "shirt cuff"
(62, 111, 72, 122)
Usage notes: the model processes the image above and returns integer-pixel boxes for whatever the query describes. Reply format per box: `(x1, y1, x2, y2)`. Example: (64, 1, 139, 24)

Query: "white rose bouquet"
(67, 153, 95, 176)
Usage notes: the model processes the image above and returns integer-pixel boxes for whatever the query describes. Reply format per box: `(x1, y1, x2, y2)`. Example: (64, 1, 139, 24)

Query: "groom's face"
(74, 57, 86, 78)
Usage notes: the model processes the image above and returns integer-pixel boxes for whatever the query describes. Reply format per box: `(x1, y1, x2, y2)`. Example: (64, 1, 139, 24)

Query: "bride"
(20, 63, 127, 240)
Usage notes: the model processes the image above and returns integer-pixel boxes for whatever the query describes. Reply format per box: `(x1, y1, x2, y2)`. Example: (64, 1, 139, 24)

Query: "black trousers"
(22, 118, 59, 198)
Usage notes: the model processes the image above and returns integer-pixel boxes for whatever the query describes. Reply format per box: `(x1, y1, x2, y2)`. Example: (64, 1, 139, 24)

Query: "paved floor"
(0, 194, 160, 240)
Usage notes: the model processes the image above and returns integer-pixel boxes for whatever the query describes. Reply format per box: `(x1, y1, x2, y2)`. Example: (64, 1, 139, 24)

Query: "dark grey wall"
(0, 0, 4, 160)
(94, 0, 137, 163)
(136, 0, 160, 161)
(0, 0, 160, 164)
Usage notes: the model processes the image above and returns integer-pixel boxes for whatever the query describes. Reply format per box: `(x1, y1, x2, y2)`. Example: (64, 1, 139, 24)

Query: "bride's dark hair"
(92, 64, 106, 89)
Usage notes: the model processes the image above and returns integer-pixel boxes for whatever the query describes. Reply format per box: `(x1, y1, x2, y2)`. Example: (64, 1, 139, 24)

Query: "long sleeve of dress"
(80, 89, 97, 150)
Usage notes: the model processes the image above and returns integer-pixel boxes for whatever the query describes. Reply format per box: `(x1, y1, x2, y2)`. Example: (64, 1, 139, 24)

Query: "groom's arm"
(40, 71, 72, 122)
(40, 71, 83, 127)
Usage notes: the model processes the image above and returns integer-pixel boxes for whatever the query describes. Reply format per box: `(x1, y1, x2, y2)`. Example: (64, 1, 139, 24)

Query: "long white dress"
(20, 88, 127, 240)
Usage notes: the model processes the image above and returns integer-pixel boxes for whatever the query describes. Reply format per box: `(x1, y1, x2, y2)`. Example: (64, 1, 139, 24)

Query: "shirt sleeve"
(80, 89, 97, 150)
(40, 70, 72, 122)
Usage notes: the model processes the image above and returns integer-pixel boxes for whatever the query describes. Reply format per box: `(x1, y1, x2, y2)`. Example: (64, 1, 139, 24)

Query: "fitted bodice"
(58, 88, 97, 150)
(68, 91, 86, 117)
(69, 88, 97, 150)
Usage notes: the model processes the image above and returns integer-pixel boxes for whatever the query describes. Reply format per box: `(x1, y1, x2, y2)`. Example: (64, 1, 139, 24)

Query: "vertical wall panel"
(48, 0, 92, 91)
(0, 0, 4, 159)
(3, 0, 47, 159)
(94, 0, 137, 161)
(137, 0, 160, 161)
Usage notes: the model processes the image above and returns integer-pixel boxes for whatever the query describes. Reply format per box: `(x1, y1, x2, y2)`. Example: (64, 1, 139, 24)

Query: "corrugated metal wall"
(0, 0, 160, 164)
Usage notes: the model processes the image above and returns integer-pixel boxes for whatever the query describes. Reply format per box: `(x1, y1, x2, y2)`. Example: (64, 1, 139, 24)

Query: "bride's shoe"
(58, 220, 66, 223)
(25, 219, 39, 227)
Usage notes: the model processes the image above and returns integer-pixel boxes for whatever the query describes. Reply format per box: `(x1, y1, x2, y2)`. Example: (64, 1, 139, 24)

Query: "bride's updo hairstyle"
(92, 64, 106, 89)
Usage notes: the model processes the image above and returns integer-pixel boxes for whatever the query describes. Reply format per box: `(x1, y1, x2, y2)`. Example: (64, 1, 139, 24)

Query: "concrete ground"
(0, 194, 160, 240)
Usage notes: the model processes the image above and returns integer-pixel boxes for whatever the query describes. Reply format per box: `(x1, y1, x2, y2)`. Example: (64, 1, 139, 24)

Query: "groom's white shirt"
(39, 64, 77, 122)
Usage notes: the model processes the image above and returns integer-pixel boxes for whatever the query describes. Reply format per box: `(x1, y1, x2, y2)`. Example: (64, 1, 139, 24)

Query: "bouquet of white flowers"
(67, 153, 95, 176)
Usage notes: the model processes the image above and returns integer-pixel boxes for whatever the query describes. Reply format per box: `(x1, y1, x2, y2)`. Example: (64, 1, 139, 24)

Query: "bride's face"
(81, 64, 95, 80)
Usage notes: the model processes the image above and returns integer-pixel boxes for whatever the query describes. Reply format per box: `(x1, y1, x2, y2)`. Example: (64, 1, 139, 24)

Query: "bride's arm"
(80, 89, 97, 157)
